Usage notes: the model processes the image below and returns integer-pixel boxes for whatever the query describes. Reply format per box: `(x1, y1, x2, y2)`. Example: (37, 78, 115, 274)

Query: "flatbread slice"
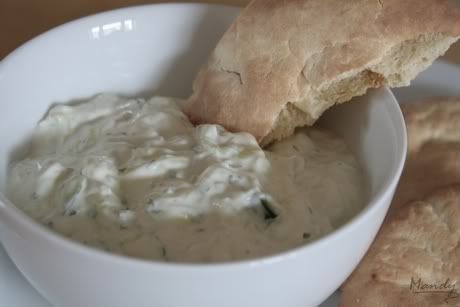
(391, 97, 460, 214)
(184, 0, 460, 145)
(341, 184, 460, 307)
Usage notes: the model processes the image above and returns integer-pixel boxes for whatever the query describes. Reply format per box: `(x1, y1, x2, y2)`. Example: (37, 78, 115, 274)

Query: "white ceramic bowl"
(0, 4, 406, 307)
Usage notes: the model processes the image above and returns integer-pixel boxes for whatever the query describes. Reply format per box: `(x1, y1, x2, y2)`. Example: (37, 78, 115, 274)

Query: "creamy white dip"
(8, 94, 365, 263)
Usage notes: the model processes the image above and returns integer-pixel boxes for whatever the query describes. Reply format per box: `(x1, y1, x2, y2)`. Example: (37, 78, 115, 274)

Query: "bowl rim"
(0, 2, 240, 63)
(0, 3, 407, 271)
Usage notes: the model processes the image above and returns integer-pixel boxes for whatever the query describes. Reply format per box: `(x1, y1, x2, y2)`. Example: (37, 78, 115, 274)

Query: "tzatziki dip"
(8, 94, 365, 263)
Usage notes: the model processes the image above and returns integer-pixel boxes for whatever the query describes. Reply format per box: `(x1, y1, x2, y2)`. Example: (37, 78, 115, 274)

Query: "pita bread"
(340, 184, 460, 307)
(391, 97, 460, 214)
(183, 0, 460, 145)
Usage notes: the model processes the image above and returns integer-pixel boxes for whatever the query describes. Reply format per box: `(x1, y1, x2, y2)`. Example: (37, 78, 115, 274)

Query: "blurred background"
(1, 0, 459, 63)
